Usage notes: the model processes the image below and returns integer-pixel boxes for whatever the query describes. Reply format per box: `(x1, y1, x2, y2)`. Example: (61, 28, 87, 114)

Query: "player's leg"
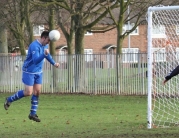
(28, 84, 41, 122)
(4, 85, 33, 110)
(4, 72, 34, 110)
(4, 90, 25, 110)
(28, 73, 42, 122)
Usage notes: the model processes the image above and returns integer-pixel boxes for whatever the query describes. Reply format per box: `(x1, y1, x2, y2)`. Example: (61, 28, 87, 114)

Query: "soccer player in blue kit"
(4, 31, 59, 122)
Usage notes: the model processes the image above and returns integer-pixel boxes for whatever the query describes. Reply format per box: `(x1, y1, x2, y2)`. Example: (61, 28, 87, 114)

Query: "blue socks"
(7, 91, 39, 115)
(7, 90, 24, 102)
(30, 95, 39, 115)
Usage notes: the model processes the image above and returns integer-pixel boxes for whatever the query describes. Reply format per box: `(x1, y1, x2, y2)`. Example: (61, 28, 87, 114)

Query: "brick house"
(33, 23, 148, 56)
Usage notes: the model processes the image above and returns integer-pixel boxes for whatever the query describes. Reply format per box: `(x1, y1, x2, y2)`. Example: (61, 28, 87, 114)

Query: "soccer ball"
(49, 30, 60, 41)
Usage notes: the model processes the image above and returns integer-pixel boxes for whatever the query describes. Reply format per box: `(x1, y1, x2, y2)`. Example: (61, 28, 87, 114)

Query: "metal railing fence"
(0, 53, 148, 95)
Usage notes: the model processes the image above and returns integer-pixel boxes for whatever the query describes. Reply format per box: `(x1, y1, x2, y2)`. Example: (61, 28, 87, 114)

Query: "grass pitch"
(0, 93, 179, 138)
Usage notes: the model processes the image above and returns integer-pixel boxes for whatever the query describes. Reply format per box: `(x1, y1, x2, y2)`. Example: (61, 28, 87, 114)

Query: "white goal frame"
(147, 5, 179, 129)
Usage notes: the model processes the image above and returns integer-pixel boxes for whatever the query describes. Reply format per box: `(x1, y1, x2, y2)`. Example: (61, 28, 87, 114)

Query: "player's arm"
(163, 65, 179, 84)
(31, 46, 45, 65)
(44, 49, 59, 68)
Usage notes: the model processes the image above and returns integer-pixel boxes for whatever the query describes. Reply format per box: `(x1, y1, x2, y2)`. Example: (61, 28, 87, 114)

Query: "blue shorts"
(22, 72, 43, 86)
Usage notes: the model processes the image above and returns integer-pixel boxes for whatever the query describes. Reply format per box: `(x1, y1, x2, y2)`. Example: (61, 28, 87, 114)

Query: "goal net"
(147, 5, 179, 128)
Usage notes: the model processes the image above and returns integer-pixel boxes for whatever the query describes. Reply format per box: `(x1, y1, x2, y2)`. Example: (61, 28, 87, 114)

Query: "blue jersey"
(22, 39, 55, 73)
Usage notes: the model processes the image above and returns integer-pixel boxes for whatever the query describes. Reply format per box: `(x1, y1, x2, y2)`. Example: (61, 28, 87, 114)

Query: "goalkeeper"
(4, 31, 59, 122)
(163, 65, 179, 84)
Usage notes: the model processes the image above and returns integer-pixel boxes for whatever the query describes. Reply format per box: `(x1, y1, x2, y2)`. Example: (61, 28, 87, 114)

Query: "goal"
(147, 5, 179, 128)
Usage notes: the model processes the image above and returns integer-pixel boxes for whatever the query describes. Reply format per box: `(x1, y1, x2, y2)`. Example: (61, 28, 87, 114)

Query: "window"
(85, 31, 93, 36)
(59, 50, 66, 62)
(122, 48, 139, 63)
(152, 25, 166, 38)
(122, 24, 139, 35)
(152, 48, 166, 62)
(84, 49, 93, 62)
(130, 26, 139, 35)
(33, 25, 44, 36)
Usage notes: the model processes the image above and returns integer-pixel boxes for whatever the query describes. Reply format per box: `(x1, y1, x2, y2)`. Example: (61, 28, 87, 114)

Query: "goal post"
(147, 5, 179, 129)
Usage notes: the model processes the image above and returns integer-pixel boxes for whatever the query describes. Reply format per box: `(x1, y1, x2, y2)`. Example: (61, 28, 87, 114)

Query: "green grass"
(1, 94, 179, 138)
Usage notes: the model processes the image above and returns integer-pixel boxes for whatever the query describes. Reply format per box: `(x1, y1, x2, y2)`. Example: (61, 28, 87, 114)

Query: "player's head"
(40, 31, 50, 46)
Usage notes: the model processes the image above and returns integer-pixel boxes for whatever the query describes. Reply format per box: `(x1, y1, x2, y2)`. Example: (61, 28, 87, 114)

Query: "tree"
(37, 0, 117, 91)
(0, 0, 9, 54)
(38, 0, 117, 54)
(48, 7, 59, 90)
(3, 0, 25, 55)
(0, 0, 45, 55)
(0, 13, 8, 82)
(0, 24, 8, 54)
(53, 1, 114, 91)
